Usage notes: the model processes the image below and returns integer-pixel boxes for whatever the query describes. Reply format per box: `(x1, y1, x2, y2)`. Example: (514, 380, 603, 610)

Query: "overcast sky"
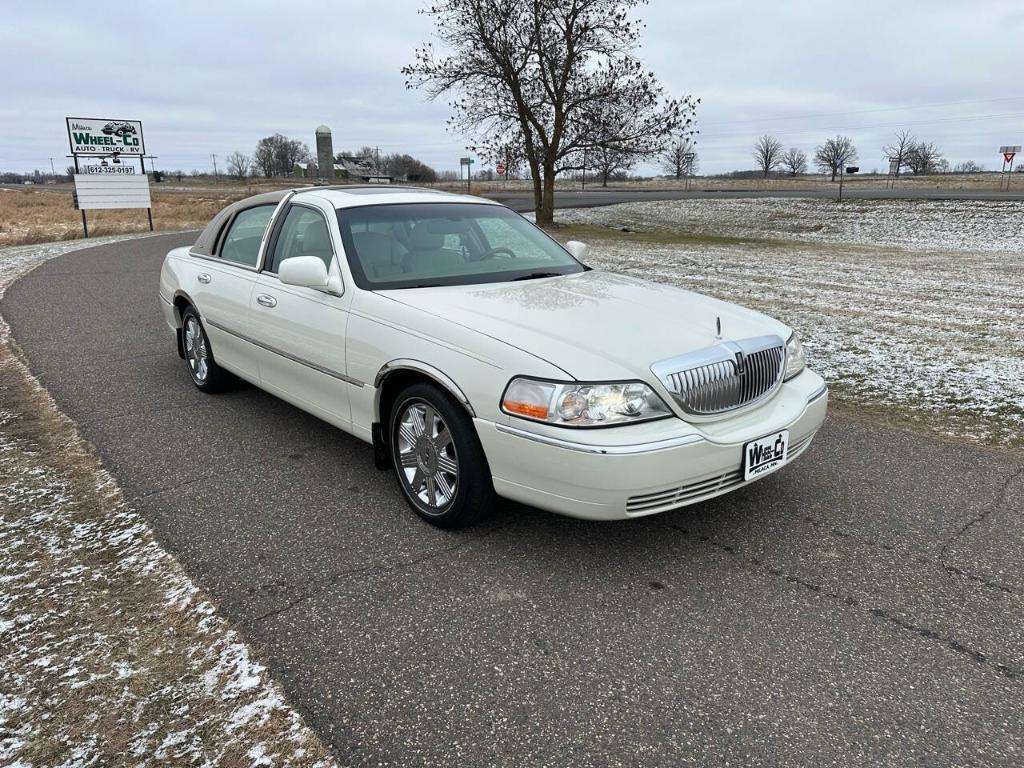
(3, 0, 1023, 175)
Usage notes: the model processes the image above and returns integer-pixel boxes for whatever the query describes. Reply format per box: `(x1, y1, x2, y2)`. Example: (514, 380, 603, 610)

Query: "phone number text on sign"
(84, 165, 136, 174)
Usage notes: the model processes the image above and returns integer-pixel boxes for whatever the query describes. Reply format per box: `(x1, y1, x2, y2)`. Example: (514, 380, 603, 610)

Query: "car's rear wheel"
(181, 306, 234, 392)
(389, 383, 493, 528)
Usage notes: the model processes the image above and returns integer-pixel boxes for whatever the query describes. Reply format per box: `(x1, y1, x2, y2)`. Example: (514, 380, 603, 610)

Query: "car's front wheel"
(181, 306, 234, 392)
(389, 383, 494, 528)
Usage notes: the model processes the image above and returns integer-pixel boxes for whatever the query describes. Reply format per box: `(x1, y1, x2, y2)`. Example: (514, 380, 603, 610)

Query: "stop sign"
(496, 162, 506, 175)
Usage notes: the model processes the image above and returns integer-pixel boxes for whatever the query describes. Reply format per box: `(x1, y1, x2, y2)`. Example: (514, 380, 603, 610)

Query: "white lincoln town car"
(159, 187, 827, 527)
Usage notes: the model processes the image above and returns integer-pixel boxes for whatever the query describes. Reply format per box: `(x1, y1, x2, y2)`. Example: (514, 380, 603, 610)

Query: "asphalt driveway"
(3, 232, 1022, 766)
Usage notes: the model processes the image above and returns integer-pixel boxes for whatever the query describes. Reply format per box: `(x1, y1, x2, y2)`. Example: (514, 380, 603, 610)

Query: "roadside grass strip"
(554, 199, 1024, 450)
(0, 237, 336, 767)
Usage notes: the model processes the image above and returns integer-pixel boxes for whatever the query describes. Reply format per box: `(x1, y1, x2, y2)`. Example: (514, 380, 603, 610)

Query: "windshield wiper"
(510, 271, 564, 282)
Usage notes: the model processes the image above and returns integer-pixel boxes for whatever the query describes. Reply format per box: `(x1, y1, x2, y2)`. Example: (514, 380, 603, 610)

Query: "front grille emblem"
(650, 335, 786, 415)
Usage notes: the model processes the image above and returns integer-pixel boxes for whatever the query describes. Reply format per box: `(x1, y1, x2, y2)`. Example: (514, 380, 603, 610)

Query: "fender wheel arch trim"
(373, 359, 476, 422)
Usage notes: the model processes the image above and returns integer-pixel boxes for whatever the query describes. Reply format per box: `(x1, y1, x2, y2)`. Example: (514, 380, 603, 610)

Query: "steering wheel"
(481, 246, 516, 259)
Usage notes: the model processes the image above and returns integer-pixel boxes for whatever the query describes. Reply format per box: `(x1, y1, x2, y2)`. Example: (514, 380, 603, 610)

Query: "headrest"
(410, 223, 446, 251)
(352, 231, 395, 263)
(302, 218, 331, 253)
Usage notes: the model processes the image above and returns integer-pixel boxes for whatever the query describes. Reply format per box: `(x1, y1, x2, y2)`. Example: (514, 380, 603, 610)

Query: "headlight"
(784, 332, 806, 380)
(501, 378, 672, 427)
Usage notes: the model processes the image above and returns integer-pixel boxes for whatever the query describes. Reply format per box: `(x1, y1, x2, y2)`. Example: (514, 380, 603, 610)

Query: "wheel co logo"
(747, 435, 785, 469)
(66, 117, 145, 155)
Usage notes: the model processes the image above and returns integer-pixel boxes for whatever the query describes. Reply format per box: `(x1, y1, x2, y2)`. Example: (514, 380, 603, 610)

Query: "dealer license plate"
(743, 430, 789, 481)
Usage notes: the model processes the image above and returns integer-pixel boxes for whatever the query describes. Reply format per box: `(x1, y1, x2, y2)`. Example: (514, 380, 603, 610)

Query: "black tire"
(180, 306, 234, 393)
(388, 382, 494, 528)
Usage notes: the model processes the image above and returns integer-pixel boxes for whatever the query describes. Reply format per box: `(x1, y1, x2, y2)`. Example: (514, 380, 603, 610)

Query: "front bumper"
(476, 370, 828, 520)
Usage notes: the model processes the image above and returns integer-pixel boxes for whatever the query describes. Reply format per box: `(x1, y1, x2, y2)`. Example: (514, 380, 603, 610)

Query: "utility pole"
(49, 157, 56, 177)
(375, 146, 380, 174)
(211, 153, 219, 181)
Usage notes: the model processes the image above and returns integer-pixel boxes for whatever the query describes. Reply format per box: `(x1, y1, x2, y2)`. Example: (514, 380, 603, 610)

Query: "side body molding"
(374, 359, 476, 420)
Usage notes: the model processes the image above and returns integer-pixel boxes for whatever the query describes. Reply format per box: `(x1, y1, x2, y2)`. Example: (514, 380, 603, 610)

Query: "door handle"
(197, 273, 211, 284)
(256, 294, 277, 308)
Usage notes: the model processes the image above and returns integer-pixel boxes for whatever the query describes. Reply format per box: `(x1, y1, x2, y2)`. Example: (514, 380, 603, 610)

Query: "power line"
(701, 110, 1024, 141)
(699, 95, 1024, 129)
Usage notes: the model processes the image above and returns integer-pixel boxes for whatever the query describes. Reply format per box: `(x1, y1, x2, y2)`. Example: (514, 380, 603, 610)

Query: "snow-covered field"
(556, 199, 1024, 448)
(0, 237, 335, 767)
(556, 197, 1024, 254)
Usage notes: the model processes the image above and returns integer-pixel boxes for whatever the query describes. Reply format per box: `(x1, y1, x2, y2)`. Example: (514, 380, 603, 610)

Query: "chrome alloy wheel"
(183, 316, 209, 384)
(396, 401, 459, 511)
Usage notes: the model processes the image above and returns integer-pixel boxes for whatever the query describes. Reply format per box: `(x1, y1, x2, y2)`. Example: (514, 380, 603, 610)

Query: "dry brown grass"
(3, 171, 1018, 247)
(0, 186, 260, 246)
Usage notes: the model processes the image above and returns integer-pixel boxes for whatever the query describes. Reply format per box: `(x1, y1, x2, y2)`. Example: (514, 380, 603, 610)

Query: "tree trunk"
(602, 168, 609, 187)
(537, 163, 556, 227)
(831, 168, 837, 182)
(528, 156, 543, 220)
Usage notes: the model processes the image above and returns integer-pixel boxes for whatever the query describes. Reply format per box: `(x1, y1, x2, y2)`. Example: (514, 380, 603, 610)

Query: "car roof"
(192, 186, 501, 257)
(294, 185, 501, 209)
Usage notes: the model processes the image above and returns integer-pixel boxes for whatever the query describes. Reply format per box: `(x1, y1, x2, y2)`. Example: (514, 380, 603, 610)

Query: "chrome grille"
(651, 335, 785, 415)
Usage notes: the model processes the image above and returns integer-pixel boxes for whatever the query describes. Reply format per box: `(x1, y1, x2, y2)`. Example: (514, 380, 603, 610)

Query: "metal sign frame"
(999, 145, 1021, 190)
(65, 116, 152, 237)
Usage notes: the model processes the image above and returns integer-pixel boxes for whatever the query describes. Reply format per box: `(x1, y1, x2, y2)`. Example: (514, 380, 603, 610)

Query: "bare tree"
(752, 135, 784, 178)
(904, 141, 945, 175)
(661, 135, 699, 178)
(253, 134, 311, 178)
(882, 130, 914, 177)
(953, 160, 984, 173)
(814, 135, 858, 181)
(225, 151, 251, 180)
(403, 0, 697, 226)
(780, 147, 808, 177)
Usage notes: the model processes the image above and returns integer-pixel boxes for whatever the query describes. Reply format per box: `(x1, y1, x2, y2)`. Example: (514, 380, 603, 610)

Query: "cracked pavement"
(4, 232, 1023, 766)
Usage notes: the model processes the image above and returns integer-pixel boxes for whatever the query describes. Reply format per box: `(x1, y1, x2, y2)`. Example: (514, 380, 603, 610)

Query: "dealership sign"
(66, 117, 145, 155)
(73, 174, 151, 210)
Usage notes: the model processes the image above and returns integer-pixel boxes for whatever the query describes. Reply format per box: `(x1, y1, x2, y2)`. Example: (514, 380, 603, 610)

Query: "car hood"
(379, 270, 791, 381)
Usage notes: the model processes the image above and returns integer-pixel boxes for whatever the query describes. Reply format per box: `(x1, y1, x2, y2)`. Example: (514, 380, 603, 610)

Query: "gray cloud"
(3, 0, 1022, 175)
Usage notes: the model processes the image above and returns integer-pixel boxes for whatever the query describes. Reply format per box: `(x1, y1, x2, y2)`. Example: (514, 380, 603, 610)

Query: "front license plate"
(743, 430, 789, 481)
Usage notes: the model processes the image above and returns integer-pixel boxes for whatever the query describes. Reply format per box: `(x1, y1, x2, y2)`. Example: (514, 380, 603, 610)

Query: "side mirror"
(278, 256, 329, 289)
(565, 240, 588, 261)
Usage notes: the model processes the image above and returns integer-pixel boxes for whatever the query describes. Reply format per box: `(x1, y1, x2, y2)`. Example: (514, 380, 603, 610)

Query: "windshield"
(336, 202, 585, 289)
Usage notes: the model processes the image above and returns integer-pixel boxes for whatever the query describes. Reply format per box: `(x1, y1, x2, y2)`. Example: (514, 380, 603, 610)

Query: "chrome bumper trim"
(807, 384, 828, 404)
(495, 423, 704, 455)
(159, 293, 173, 306)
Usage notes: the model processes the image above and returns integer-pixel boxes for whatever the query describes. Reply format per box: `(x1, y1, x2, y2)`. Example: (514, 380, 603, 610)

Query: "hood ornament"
(715, 315, 722, 340)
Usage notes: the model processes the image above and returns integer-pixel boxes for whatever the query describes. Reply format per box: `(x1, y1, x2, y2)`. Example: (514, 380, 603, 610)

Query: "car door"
(188, 203, 277, 380)
(248, 202, 354, 426)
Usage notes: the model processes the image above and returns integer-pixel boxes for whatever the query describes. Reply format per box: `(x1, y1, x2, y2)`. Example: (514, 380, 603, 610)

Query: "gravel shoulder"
(0, 237, 335, 767)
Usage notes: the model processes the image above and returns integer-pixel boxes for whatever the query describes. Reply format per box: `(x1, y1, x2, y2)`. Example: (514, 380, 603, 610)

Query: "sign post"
(839, 165, 858, 201)
(682, 152, 696, 191)
(999, 146, 1021, 190)
(887, 158, 899, 189)
(65, 117, 151, 237)
(460, 156, 474, 194)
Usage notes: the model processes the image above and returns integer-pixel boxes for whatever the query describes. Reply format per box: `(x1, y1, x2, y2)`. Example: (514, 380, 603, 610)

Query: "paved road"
(489, 186, 1024, 210)
(4, 233, 1023, 766)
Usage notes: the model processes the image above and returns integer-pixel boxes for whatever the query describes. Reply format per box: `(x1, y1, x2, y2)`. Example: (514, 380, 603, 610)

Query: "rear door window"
(219, 205, 276, 267)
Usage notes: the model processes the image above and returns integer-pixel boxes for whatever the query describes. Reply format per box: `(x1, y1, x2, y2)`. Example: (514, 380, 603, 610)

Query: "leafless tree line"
(749, 129, 964, 179)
